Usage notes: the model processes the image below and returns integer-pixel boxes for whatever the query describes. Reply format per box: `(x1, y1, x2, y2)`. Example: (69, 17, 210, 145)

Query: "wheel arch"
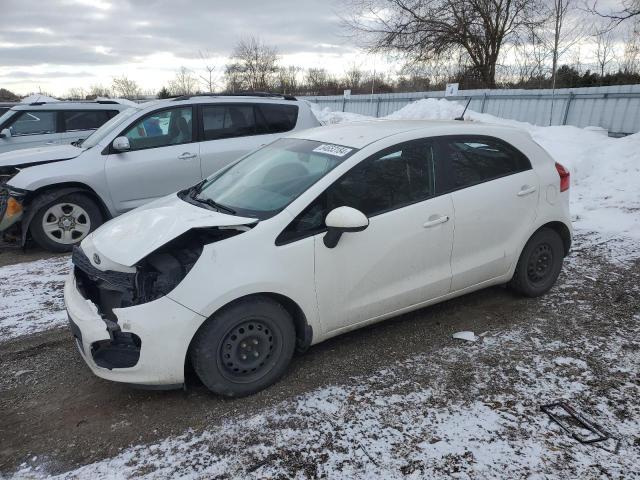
(184, 292, 314, 378)
(535, 221, 571, 257)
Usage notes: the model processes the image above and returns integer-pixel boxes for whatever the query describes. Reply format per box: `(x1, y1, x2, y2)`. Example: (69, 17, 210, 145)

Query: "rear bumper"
(64, 272, 205, 387)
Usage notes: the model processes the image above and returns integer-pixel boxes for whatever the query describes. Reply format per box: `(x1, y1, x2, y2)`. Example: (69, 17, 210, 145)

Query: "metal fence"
(302, 84, 640, 136)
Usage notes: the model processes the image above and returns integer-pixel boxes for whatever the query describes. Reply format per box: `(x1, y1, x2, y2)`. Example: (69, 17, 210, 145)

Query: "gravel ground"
(0, 233, 639, 478)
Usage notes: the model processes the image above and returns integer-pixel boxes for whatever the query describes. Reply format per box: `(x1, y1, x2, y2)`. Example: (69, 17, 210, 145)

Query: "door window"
(434, 136, 532, 193)
(7, 111, 57, 136)
(122, 107, 193, 151)
(62, 110, 111, 132)
(202, 105, 256, 140)
(277, 139, 435, 244)
(255, 104, 298, 134)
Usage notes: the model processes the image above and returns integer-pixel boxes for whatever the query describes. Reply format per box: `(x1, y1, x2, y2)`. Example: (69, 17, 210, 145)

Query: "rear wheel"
(30, 193, 103, 252)
(508, 228, 564, 297)
(190, 297, 296, 397)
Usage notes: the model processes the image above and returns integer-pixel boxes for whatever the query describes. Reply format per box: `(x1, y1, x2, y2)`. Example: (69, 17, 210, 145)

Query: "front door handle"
(517, 185, 537, 196)
(178, 152, 197, 160)
(423, 215, 450, 228)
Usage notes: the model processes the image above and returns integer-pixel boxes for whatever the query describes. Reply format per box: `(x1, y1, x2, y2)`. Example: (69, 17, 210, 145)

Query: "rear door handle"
(178, 152, 197, 160)
(517, 185, 537, 196)
(423, 215, 450, 228)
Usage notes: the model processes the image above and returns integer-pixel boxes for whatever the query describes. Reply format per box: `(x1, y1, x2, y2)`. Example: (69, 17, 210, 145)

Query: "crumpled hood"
(0, 144, 84, 168)
(83, 194, 258, 267)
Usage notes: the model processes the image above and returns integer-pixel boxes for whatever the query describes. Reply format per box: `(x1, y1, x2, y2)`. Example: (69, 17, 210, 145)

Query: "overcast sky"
(0, 0, 383, 96)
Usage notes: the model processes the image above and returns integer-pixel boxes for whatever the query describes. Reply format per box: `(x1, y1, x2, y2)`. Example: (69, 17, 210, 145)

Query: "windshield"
(80, 107, 139, 148)
(190, 138, 358, 219)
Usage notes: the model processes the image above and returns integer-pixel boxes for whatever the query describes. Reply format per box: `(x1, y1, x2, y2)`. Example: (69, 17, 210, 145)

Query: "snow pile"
(309, 103, 372, 125)
(311, 98, 640, 254)
(0, 257, 70, 340)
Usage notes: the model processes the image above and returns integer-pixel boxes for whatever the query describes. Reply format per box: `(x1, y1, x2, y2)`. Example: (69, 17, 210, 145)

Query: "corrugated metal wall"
(302, 84, 640, 135)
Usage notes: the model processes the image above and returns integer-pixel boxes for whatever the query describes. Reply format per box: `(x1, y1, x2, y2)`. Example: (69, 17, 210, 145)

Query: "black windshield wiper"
(193, 196, 236, 215)
(71, 139, 84, 147)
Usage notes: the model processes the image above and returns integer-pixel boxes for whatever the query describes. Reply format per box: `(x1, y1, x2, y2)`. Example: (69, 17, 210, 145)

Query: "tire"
(30, 193, 104, 253)
(190, 296, 296, 397)
(508, 227, 565, 297)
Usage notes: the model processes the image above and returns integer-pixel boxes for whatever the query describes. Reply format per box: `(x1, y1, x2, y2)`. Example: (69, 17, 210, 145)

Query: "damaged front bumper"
(0, 184, 25, 234)
(64, 271, 205, 388)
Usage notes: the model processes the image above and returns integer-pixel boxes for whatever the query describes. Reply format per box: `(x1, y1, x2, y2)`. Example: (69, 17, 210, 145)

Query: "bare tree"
(65, 87, 86, 100)
(169, 67, 199, 96)
(198, 50, 217, 93)
(224, 37, 279, 91)
(547, 0, 586, 89)
(304, 68, 331, 94)
(88, 84, 111, 98)
(589, 0, 640, 25)
(343, 63, 364, 90)
(344, 0, 545, 88)
(620, 21, 640, 73)
(594, 28, 616, 79)
(111, 75, 141, 99)
(277, 65, 301, 94)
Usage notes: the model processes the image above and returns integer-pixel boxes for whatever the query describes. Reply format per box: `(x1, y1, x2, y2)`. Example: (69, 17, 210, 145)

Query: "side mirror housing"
(323, 206, 369, 248)
(0, 128, 11, 139)
(112, 136, 131, 152)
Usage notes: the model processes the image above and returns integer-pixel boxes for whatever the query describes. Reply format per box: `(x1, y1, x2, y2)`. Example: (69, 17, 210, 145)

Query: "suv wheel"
(30, 193, 104, 252)
(508, 227, 564, 297)
(190, 296, 296, 397)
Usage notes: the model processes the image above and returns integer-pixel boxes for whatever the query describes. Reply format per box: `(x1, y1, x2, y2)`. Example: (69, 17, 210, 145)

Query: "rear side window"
(256, 104, 298, 134)
(202, 105, 256, 140)
(434, 136, 531, 193)
(62, 110, 111, 132)
(7, 111, 57, 136)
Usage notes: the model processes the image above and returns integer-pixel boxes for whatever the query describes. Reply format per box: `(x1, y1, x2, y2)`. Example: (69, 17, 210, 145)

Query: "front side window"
(123, 107, 192, 151)
(277, 139, 435, 244)
(434, 136, 532, 193)
(62, 110, 111, 132)
(188, 138, 357, 218)
(202, 104, 256, 140)
(7, 111, 57, 136)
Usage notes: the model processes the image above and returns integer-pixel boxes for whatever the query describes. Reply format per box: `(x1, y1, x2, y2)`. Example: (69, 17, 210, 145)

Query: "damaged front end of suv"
(0, 167, 26, 239)
(71, 226, 249, 371)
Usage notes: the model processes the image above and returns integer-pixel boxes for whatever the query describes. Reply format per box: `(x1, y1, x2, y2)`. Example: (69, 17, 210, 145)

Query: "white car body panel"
(64, 120, 572, 386)
(0, 144, 84, 167)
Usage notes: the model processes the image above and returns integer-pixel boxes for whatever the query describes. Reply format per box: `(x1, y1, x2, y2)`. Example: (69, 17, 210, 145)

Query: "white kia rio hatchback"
(65, 120, 572, 396)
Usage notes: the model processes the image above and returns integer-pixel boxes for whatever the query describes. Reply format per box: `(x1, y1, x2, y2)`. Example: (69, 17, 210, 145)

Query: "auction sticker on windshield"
(312, 144, 353, 157)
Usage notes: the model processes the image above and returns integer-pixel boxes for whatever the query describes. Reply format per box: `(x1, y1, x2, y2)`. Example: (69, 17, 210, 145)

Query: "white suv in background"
(0, 101, 129, 153)
(0, 94, 320, 251)
(65, 120, 572, 397)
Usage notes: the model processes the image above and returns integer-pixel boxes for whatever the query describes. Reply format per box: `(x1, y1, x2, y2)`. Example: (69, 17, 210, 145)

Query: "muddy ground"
(0, 235, 638, 478)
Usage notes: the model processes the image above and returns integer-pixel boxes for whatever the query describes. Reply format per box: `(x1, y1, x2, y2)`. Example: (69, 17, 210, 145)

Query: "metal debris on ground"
(540, 401, 621, 453)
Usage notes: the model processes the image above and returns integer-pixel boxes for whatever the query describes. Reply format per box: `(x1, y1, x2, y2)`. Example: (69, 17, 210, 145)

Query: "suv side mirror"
(0, 128, 11, 139)
(323, 206, 369, 248)
(112, 136, 130, 152)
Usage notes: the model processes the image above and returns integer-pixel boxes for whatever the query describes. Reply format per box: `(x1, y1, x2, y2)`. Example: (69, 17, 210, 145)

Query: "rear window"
(256, 104, 298, 134)
(62, 110, 113, 132)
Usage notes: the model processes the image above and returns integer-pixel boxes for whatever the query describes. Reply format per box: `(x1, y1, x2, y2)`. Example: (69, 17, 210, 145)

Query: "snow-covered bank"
(311, 99, 640, 258)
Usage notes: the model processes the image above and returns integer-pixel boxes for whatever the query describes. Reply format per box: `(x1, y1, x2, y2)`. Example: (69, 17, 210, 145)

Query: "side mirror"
(323, 206, 369, 248)
(112, 136, 130, 152)
(0, 128, 11, 139)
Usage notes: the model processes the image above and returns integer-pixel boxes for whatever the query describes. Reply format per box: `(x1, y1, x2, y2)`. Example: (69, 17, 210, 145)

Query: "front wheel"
(508, 227, 565, 297)
(30, 193, 104, 252)
(190, 297, 296, 397)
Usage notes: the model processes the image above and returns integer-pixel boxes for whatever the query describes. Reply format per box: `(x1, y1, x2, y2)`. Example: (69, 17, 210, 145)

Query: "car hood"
(83, 194, 258, 267)
(0, 144, 84, 168)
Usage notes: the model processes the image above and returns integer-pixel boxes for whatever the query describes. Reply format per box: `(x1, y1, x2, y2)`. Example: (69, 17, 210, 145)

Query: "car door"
(105, 106, 201, 212)
(305, 140, 454, 334)
(198, 103, 297, 177)
(0, 110, 59, 153)
(433, 135, 539, 291)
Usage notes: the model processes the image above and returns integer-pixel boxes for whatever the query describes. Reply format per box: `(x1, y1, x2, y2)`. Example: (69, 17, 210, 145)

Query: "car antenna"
(455, 97, 472, 121)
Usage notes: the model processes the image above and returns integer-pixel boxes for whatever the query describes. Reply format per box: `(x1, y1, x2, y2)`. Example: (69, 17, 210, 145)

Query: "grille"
(72, 246, 135, 291)
(0, 188, 7, 220)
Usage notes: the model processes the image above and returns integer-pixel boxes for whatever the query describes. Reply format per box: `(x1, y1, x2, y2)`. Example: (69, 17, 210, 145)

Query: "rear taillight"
(555, 162, 570, 192)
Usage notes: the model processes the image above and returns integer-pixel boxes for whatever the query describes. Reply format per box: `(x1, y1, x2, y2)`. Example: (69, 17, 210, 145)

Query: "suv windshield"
(80, 107, 139, 148)
(187, 138, 357, 219)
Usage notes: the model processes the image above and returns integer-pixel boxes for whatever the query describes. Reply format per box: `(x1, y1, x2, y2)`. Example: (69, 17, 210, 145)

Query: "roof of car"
(10, 101, 131, 111)
(287, 119, 523, 149)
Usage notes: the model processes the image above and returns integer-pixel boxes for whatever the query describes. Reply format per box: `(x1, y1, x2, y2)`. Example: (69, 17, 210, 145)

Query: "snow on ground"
(0, 257, 70, 340)
(312, 99, 640, 259)
(12, 241, 640, 478)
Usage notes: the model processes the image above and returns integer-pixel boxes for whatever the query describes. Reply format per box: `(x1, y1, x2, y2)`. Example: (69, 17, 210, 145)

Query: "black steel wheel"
(191, 296, 296, 397)
(509, 227, 565, 297)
